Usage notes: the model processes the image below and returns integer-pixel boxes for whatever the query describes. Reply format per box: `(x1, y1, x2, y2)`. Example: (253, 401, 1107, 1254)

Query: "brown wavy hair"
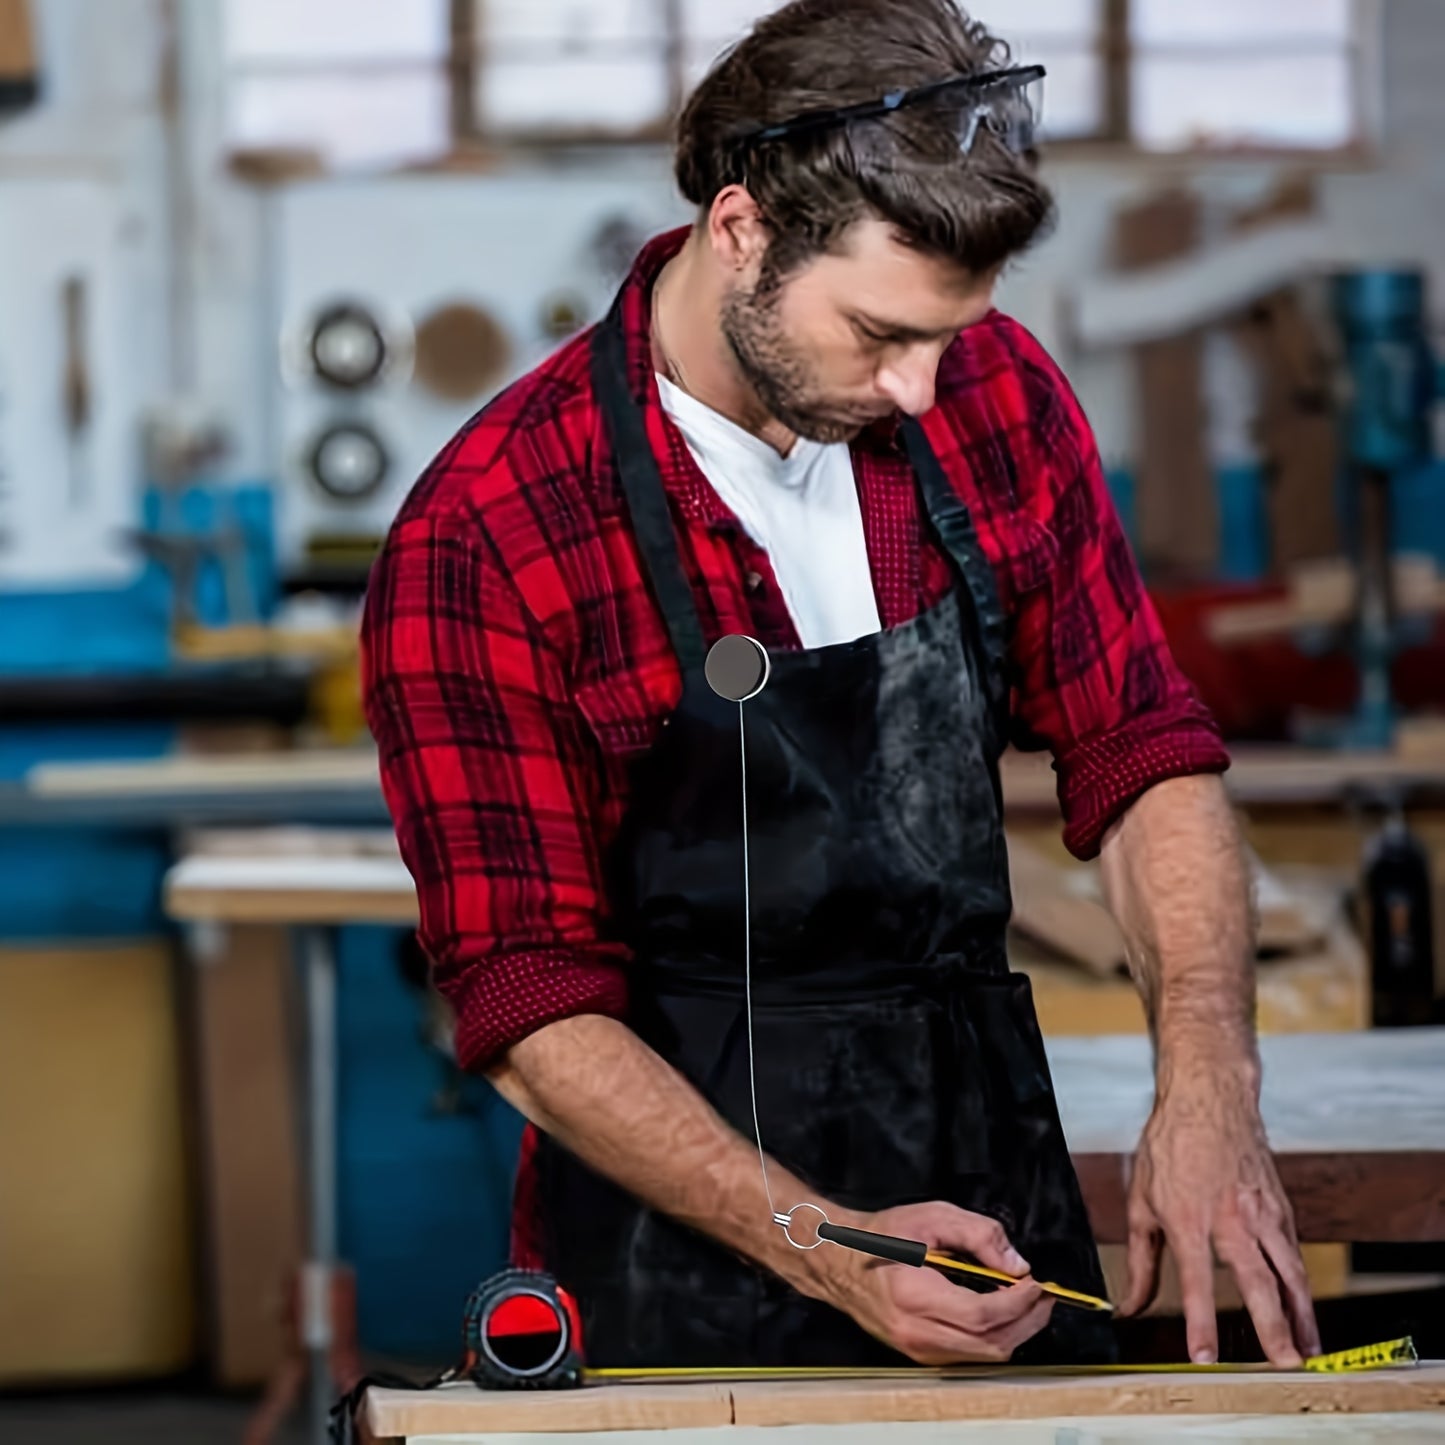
(675, 0, 1054, 283)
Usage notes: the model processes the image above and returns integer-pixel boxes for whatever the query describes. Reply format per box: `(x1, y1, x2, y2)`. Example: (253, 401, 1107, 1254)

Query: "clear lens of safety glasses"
(956, 70, 1043, 157)
(733, 65, 1047, 166)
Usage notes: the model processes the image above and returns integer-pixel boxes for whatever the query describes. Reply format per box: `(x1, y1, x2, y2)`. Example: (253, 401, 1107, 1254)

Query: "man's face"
(720, 217, 998, 444)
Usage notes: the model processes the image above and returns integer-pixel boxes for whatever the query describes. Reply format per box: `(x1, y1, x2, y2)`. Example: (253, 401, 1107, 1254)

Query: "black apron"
(535, 302, 1115, 1368)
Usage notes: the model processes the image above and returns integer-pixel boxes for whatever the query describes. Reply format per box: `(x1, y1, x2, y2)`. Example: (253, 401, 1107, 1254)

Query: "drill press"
(1323, 269, 1442, 750)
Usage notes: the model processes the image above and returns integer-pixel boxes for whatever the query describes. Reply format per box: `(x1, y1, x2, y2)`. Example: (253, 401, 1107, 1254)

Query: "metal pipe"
(302, 926, 339, 1445)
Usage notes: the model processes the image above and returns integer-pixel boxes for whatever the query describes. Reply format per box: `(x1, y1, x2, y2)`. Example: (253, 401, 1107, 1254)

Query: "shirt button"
(745, 570, 764, 593)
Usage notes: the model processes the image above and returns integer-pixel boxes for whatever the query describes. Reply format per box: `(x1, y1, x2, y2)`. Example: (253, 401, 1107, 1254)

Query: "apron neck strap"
(902, 416, 1009, 719)
(591, 299, 709, 673)
(591, 301, 1007, 705)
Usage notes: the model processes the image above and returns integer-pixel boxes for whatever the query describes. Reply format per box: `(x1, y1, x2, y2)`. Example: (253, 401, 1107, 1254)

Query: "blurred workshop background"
(0, 1, 1443, 1442)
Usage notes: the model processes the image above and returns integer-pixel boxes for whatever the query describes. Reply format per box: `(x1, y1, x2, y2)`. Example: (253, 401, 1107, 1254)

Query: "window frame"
(221, 0, 1382, 167)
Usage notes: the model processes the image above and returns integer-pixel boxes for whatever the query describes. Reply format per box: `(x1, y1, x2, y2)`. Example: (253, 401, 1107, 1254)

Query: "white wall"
(182, 0, 1445, 493)
(0, 0, 169, 585)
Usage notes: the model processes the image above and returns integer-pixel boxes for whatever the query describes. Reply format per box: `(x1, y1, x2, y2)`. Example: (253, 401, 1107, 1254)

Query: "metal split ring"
(774, 1202, 829, 1251)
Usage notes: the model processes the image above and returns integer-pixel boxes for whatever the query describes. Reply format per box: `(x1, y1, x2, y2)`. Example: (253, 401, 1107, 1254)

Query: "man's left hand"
(1116, 1072, 1322, 1367)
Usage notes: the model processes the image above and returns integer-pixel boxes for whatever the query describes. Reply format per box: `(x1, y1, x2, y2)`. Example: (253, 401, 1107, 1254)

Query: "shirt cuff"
(439, 946, 630, 1073)
(1056, 719, 1231, 861)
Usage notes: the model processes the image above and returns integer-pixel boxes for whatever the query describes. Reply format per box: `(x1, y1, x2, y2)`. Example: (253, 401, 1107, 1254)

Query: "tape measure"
(589, 1336, 1420, 1381)
(459, 1271, 1417, 1388)
(461, 1270, 585, 1390)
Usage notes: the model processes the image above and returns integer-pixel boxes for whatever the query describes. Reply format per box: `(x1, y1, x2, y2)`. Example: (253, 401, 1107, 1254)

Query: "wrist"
(1155, 1034, 1262, 1107)
(766, 1201, 868, 1305)
(1155, 996, 1258, 1088)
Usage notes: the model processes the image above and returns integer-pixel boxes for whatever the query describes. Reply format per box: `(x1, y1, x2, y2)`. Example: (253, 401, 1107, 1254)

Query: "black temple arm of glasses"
(731, 64, 1046, 147)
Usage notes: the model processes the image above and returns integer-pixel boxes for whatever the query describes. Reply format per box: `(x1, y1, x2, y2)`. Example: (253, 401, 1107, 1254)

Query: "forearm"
(1099, 775, 1260, 1095)
(487, 1012, 854, 1300)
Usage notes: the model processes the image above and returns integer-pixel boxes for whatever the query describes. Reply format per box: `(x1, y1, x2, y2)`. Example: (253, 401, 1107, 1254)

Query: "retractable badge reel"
(704, 636, 914, 1258)
(704, 635, 1113, 1311)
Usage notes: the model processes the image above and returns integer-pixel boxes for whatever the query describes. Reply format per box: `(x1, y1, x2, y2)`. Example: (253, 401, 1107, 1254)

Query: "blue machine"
(1305, 270, 1445, 748)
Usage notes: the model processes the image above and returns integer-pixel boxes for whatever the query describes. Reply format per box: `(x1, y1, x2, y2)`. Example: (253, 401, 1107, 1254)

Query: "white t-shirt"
(657, 375, 882, 649)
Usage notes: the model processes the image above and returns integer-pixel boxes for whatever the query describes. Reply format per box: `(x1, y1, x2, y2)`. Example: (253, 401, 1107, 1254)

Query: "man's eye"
(852, 320, 889, 344)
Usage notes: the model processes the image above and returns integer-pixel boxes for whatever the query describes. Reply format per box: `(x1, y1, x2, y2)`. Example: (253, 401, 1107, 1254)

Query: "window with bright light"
(220, 0, 1370, 165)
(1130, 0, 1361, 151)
(476, 0, 671, 137)
(967, 0, 1105, 141)
(222, 0, 452, 169)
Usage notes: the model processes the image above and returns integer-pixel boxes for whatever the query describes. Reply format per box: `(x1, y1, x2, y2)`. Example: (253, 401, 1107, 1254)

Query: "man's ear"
(707, 186, 771, 277)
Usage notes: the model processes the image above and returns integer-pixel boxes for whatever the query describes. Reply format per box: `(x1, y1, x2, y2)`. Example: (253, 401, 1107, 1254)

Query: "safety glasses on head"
(731, 64, 1047, 161)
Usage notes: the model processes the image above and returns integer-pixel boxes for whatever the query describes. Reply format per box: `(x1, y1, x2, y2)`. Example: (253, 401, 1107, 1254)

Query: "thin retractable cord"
(737, 692, 781, 1225)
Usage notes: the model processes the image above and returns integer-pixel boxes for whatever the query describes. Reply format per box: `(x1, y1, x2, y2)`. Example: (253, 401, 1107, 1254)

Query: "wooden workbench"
(164, 831, 1445, 1252)
(165, 831, 1445, 1442)
(1050, 1029, 1445, 1245)
(25, 739, 1445, 830)
(361, 1366, 1445, 1443)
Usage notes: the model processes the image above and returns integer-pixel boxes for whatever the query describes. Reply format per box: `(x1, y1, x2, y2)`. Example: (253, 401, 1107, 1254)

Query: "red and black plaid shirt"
(361, 227, 1229, 1074)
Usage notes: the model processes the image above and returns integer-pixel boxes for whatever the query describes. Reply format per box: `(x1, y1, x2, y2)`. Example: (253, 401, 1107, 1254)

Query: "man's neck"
(652, 234, 800, 458)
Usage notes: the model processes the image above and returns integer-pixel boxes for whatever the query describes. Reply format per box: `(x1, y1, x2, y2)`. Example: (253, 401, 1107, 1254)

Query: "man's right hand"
(492, 1018, 1054, 1364)
(811, 1201, 1055, 1364)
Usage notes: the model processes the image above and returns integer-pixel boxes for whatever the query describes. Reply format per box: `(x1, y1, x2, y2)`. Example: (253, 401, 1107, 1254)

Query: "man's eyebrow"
(850, 311, 957, 343)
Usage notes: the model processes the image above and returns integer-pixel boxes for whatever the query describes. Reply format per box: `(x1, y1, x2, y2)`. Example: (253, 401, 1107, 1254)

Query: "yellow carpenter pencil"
(922, 1250, 1114, 1312)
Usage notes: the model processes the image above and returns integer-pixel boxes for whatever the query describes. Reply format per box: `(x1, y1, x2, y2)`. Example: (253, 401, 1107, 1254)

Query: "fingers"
(1215, 1229, 1302, 1368)
(914, 1203, 1029, 1277)
(1118, 1208, 1163, 1319)
(894, 1279, 1054, 1365)
(985, 1294, 1057, 1360)
(1173, 1230, 1220, 1365)
(1260, 1226, 1322, 1359)
(905, 1266, 1046, 1333)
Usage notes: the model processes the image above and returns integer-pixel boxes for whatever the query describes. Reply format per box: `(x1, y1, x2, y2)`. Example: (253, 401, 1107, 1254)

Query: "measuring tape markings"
(585, 1336, 1420, 1382)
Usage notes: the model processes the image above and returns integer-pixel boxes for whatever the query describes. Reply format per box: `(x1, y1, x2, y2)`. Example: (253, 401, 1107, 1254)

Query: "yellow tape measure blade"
(1303, 1337, 1418, 1373)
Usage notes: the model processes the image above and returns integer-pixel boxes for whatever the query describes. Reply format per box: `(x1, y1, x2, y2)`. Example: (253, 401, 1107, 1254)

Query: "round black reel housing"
(463, 1269, 585, 1390)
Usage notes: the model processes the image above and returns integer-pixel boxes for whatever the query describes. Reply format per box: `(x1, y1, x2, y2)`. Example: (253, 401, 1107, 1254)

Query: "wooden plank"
(364, 1380, 735, 1438)
(733, 1370, 1445, 1427)
(0, 0, 35, 84)
(167, 884, 418, 927)
(165, 851, 418, 927)
(731, 1370, 1445, 1427)
(40, 742, 1445, 819)
(1021, 910, 1365, 1040)
(27, 749, 380, 796)
(1008, 841, 1329, 972)
(1207, 559, 1445, 646)
(1001, 746, 1445, 814)
(363, 1368, 1445, 1437)
(1005, 838, 1124, 977)
(1114, 190, 1216, 578)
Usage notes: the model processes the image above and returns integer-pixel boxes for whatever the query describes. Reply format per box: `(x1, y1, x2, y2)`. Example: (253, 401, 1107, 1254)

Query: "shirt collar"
(612, 229, 908, 530)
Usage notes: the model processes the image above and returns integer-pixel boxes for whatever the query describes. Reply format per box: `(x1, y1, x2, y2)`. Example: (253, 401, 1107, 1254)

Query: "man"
(362, 0, 1320, 1371)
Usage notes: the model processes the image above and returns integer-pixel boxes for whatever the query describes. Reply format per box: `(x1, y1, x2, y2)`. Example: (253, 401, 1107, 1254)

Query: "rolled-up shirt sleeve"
(1005, 335, 1231, 860)
(360, 511, 629, 1071)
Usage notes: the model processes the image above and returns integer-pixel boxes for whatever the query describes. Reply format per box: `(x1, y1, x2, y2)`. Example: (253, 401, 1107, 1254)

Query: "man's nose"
(874, 349, 939, 417)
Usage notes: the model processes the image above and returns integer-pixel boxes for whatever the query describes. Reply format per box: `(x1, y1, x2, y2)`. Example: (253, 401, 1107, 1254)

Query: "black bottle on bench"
(1364, 816, 1438, 1029)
